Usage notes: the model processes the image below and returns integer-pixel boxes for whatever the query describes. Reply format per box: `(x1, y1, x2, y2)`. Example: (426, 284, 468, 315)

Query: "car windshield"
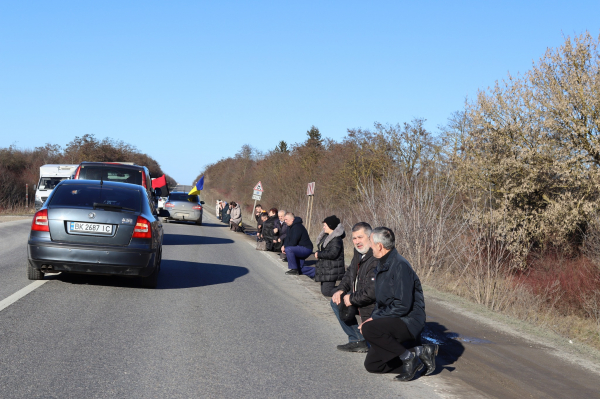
(38, 177, 69, 190)
(78, 165, 143, 185)
(169, 194, 198, 202)
(49, 184, 142, 212)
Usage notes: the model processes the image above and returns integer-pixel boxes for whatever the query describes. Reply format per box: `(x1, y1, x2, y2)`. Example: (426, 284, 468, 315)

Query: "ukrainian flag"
(189, 176, 204, 196)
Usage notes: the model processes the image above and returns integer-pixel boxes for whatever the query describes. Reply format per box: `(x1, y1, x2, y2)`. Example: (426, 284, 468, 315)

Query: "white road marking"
(0, 280, 49, 313)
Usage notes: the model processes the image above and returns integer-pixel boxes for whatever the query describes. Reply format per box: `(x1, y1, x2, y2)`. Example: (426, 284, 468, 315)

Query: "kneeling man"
(360, 227, 438, 382)
(331, 222, 377, 352)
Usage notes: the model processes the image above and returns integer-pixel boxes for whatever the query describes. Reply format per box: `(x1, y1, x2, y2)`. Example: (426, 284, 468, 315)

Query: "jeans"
(285, 246, 313, 275)
(330, 299, 364, 343)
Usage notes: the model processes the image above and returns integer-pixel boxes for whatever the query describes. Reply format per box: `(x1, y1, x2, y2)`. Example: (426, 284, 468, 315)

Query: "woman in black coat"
(262, 208, 279, 251)
(315, 215, 346, 297)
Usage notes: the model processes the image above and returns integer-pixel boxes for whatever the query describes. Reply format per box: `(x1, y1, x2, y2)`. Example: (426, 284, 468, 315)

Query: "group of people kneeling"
(217, 200, 438, 382)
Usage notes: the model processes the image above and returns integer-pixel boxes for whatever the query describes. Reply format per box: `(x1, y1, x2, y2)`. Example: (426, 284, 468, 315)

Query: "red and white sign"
(307, 182, 315, 196)
(254, 181, 263, 192)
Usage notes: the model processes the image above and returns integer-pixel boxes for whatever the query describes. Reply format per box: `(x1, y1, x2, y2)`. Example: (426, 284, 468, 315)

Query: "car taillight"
(141, 171, 147, 188)
(193, 205, 202, 210)
(32, 209, 49, 232)
(74, 166, 81, 179)
(165, 202, 175, 208)
(132, 216, 152, 239)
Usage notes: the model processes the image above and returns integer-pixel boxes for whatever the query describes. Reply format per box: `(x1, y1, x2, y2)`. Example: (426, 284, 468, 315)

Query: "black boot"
(419, 344, 438, 376)
(394, 352, 423, 382)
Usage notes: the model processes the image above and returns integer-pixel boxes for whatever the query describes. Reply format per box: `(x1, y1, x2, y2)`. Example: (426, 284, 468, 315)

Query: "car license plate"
(69, 222, 113, 235)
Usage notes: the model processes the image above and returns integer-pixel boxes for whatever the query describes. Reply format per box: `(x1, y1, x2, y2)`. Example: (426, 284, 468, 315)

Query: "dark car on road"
(163, 192, 204, 225)
(27, 180, 163, 288)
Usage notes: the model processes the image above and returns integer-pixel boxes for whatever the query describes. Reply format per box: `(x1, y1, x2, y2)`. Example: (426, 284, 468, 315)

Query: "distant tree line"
(0, 134, 177, 209)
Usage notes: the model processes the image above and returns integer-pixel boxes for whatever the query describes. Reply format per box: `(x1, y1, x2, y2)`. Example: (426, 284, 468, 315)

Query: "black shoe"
(285, 269, 299, 275)
(394, 353, 423, 382)
(336, 341, 368, 353)
(281, 257, 287, 262)
(419, 344, 438, 376)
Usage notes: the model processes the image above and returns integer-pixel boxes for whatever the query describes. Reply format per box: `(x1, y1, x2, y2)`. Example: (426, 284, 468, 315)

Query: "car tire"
(140, 247, 161, 289)
(27, 261, 44, 280)
(196, 218, 202, 226)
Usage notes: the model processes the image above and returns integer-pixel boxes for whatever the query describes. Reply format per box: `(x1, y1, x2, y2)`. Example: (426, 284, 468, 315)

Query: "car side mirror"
(200, 201, 205, 204)
(154, 188, 162, 197)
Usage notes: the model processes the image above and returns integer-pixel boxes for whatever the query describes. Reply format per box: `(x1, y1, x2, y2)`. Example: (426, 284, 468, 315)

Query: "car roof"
(78, 162, 146, 170)
(59, 179, 147, 192)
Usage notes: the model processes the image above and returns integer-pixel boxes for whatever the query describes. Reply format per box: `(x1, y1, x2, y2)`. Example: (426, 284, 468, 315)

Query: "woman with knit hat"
(314, 215, 346, 297)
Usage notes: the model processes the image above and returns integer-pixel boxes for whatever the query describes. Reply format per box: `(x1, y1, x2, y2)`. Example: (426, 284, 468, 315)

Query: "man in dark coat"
(275, 209, 288, 257)
(221, 202, 230, 224)
(281, 212, 313, 276)
(359, 227, 438, 382)
(314, 215, 345, 294)
(331, 222, 377, 353)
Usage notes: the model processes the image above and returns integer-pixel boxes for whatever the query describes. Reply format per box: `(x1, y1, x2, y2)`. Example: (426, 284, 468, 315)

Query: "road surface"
(0, 213, 598, 398)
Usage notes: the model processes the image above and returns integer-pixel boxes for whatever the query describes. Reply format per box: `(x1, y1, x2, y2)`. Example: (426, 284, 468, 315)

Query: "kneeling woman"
(314, 215, 346, 297)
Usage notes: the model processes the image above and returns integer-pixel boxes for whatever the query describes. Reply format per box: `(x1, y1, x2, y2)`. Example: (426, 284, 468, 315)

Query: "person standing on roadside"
(331, 222, 377, 353)
(281, 212, 313, 276)
(359, 227, 437, 382)
(254, 204, 264, 240)
(221, 201, 230, 225)
(314, 215, 345, 295)
(216, 199, 222, 220)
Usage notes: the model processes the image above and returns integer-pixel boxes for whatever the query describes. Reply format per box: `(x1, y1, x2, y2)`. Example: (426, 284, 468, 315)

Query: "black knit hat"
(323, 215, 340, 230)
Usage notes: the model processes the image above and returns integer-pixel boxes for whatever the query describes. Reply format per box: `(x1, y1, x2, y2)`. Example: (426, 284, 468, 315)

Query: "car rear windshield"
(78, 165, 143, 185)
(169, 194, 198, 202)
(49, 184, 142, 212)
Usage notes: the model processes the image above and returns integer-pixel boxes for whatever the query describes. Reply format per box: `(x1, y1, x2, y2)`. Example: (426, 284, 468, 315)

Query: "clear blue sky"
(1, 1, 599, 184)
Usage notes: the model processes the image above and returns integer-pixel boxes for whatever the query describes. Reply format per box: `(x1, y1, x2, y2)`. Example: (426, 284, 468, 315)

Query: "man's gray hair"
(278, 209, 286, 215)
(352, 222, 372, 236)
(285, 212, 295, 218)
(371, 227, 395, 250)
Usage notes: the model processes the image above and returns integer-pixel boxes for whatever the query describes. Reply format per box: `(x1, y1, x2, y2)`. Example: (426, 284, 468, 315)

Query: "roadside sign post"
(252, 181, 263, 217)
(306, 182, 315, 233)
(25, 184, 28, 208)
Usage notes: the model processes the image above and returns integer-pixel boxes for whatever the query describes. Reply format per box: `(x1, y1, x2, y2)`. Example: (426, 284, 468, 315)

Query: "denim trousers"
(285, 245, 313, 275)
(330, 299, 364, 343)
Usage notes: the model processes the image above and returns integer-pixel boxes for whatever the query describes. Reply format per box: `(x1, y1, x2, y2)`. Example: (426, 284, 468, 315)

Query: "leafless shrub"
(355, 169, 464, 281)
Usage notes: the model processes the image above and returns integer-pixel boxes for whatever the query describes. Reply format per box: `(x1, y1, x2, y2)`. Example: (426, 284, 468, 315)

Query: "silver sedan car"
(163, 192, 204, 225)
(27, 180, 163, 288)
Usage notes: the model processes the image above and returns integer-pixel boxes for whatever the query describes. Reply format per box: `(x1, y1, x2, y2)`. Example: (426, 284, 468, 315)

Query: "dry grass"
(0, 205, 36, 215)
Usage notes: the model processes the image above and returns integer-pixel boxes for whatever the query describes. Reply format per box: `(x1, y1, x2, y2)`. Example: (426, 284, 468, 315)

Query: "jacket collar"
(317, 223, 345, 248)
(375, 248, 398, 274)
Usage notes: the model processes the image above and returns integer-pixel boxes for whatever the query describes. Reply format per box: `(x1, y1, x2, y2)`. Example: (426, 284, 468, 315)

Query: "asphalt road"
(1, 213, 599, 398)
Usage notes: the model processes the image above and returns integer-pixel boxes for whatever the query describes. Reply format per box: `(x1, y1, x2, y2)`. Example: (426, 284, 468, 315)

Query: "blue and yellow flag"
(189, 176, 204, 196)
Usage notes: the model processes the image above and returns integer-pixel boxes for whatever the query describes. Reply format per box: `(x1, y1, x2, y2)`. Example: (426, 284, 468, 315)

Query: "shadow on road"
(54, 260, 249, 290)
(157, 260, 249, 289)
(417, 321, 466, 376)
(163, 234, 234, 246)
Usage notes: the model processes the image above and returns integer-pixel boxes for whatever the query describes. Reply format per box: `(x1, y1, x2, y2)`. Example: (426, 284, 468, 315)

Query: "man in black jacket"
(359, 227, 438, 382)
(331, 222, 377, 353)
(281, 212, 314, 276)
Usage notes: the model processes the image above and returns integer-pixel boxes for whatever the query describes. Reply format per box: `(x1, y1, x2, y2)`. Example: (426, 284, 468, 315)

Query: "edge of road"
(205, 209, 600, 375)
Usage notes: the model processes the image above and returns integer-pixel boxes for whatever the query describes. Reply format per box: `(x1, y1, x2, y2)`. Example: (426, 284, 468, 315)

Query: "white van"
(34, 164, 78, 210)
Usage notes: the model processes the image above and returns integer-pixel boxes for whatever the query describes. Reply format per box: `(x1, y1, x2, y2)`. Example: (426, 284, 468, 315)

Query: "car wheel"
(27, 261, 44, 280)
(140, 248, 161, 289)
(196, 218, 202, 226)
